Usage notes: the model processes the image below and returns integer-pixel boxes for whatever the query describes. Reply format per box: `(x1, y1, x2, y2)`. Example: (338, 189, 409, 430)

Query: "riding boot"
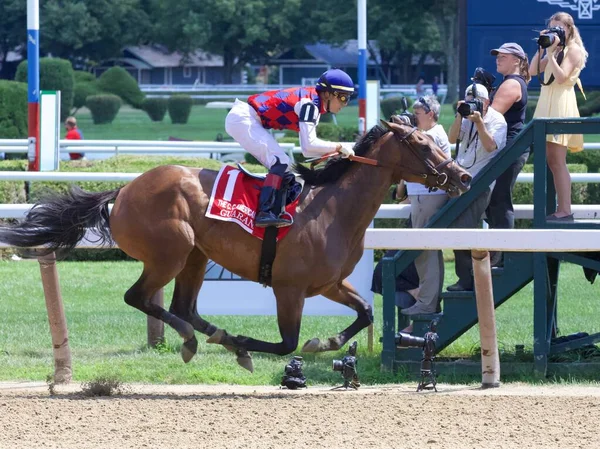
(255, 159, 293, 228)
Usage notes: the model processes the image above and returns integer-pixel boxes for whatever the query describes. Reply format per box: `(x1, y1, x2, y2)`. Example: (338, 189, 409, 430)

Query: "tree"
(41, 0, 150, 64)
(0, 0, 26, 79)
(149, 0, 303, 83)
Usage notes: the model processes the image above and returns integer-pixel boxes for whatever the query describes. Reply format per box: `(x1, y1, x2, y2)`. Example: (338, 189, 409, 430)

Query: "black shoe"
(446, 283, 473, 292)
(255, 211, 293, 228)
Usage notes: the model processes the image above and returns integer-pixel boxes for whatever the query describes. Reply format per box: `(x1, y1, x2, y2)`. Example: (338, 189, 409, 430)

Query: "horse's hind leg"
(302, 279, 373, 353)
(168, 248, 254, 371)
(125, 260, 198, 363)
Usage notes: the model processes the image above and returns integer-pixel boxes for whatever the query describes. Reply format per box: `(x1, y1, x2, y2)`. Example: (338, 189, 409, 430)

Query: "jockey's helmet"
(315, 69, 355, 97)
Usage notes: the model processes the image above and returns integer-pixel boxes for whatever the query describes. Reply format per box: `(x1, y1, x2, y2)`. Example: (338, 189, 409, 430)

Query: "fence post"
(147, 289, 165, 347)
(38, 252, 72, 383)
(472, 250, 500, 388)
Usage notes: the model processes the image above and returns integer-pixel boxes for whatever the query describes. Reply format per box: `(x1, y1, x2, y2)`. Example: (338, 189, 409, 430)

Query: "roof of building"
(124, 45, 224, 68)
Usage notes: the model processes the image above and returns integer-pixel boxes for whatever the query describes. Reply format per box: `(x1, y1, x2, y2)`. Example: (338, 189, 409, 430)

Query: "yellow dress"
(533, 45, 584, 152)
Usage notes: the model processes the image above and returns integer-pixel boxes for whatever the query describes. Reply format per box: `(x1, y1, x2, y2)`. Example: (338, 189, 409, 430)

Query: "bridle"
(307, 126, 456, 193)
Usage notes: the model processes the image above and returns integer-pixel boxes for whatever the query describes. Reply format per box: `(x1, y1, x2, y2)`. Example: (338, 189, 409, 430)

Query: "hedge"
(97, 67, 145, 109)
(15, 58, 74, 121)
(73, 81, 99, 112)
(168, 95, 193, 124)
(86, 94, 122, 124)
(74, 71, 96, 83)
(381, 96, 413, 120)
(142, 98, 168, 122)
(0, 80, 28, 140)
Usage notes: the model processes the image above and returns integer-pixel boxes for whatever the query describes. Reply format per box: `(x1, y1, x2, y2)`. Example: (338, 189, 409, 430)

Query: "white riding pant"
(225, 99, 291, 169)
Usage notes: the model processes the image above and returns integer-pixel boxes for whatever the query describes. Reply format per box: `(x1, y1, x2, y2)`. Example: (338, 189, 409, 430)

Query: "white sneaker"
(400, 302, 436, 316)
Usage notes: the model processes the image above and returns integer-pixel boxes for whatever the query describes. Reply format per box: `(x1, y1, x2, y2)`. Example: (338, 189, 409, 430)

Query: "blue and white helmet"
(315, 69, 355, 96)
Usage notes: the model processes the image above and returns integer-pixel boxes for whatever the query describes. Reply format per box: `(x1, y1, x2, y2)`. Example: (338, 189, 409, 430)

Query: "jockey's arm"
(295, 99, 340, 157)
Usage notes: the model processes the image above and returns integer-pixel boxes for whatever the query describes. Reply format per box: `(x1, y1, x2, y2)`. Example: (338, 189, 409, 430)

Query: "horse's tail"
(0, 186, 121, 255)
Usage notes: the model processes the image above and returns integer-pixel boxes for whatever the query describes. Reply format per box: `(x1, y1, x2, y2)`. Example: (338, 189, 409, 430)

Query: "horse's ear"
(380, 119, 394, 131)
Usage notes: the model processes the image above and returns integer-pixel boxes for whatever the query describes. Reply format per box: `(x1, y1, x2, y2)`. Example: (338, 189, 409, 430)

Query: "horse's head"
(379, 118, 471, 198)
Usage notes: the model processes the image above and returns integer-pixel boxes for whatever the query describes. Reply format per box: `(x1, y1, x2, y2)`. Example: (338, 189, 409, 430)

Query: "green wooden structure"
(381, 117, 600, 375)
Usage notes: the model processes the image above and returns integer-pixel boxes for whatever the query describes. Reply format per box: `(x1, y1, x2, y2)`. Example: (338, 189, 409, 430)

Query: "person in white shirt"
(400, 96, 451, 316)
(446, 84, 507, 291)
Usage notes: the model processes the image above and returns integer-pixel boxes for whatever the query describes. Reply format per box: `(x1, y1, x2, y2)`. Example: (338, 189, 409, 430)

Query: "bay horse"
(0, 121, 471, 372)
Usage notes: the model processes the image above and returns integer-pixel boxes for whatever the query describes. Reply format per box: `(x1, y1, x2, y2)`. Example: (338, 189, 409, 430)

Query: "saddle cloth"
(205, 165, 300, 241)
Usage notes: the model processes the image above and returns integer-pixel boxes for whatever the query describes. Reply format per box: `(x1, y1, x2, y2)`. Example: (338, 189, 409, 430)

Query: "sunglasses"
(333, 91, 350, 104)
(417, 97, 431, 113)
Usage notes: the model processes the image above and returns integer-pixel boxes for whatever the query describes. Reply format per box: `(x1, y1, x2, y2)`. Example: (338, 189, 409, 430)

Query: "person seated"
(225, 69, 355, 228)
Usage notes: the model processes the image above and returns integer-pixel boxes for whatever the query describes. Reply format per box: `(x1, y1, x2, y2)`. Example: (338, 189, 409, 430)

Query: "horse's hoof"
(302, 338, 321, 353)
(181, 336, 198, 363)
(236, 351, 254, 373)
(206, 328, 226, 345)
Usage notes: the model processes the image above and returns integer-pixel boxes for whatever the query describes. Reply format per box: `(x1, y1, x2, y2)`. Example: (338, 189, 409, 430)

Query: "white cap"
(465, 83, 489, 100)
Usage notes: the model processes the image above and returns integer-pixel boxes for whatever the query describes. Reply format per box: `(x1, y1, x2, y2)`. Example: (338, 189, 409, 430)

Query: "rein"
(307, 128, 453, 192)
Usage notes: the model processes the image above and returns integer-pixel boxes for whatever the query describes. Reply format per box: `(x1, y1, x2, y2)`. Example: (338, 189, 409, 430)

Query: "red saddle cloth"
(205, 165, 299, 241)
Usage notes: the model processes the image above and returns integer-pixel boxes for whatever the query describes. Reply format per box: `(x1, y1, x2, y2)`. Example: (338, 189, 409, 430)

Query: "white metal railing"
(2, 139, 600, 156)
(1, 170, 600, 184)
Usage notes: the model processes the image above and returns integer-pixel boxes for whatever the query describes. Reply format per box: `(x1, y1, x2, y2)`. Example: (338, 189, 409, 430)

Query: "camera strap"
(538, 47, 564, 86)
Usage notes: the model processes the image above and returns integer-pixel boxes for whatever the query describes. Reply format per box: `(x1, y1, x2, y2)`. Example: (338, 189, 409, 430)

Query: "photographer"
(529, 12, 588, 221)
(447, 84, 507, 291)
(485, 43, 531, 266)
(401, 96, 449, 316)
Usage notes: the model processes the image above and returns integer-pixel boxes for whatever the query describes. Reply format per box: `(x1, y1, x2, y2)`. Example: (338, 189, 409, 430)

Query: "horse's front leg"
(206, 285, 305, 360)
(302, 279, 373, 353)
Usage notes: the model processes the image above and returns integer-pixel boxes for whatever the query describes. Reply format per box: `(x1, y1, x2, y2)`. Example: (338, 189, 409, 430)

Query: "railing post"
(381, 256, 397, 371)
(38, 252, 72, 383)
(147, 289, 165, 347)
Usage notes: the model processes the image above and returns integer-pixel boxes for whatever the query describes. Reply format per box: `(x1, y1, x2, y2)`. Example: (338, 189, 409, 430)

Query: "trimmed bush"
(73, 82, 99, 112)
(142, 98, 168, 122)
(513, 163, 588, 205)
(74, 70, 96, 83)
(316, 124, 359, 142)
(168, 95, 193, 124)
(0, 160, 27, 206)
(15, 58, 74, 121)
(86, 94, 122, 124)
(0, 80, 28, 139)
(97, 67, 145, 109)
(381, 96, 412, 119)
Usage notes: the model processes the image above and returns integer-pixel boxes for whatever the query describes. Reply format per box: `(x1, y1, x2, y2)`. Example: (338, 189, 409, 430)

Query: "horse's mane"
(293, 125, 388, 186)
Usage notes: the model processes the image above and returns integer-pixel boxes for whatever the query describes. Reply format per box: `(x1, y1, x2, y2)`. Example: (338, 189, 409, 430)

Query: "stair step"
(407, 312, 443, 322)
(543, 219, 600, 229)
(491, 267, 504, 276)
(441, 290, 475, 300)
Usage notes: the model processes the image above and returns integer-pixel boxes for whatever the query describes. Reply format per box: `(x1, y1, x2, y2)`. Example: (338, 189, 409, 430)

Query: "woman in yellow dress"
(529, 12, 588, 221)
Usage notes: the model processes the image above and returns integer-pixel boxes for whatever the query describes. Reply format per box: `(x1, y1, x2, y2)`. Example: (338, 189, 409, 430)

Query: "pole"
(357, 0, 367, 135)
(472, 250, 500, 388)
(38, 253, 72, 383)
(27, 0, 40, 172)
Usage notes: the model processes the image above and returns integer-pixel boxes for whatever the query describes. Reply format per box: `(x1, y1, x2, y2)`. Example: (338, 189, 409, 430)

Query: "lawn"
(71, 103, 600, 143)
(1, 259, 599, 385)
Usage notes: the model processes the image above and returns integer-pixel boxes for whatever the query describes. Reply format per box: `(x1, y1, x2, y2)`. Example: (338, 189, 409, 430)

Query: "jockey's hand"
(337, 143, 355, 159)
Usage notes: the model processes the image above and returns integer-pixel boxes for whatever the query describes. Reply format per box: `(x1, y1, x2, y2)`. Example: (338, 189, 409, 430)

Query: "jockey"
(225, 68, 356, 228)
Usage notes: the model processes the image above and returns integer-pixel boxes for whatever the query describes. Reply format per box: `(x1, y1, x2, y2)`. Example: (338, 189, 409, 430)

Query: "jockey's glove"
(337, 143, 355, 159)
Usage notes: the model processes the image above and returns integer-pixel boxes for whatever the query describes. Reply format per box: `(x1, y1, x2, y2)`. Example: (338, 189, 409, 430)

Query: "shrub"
(142, 98, 168, 122)
(578, 90, 600, 117)
(72, 81, 99, 112)
(74, 70, 96, 83)
(0, 159, 27, 205)
(0, 80, 28, 140)
(15, 58, 74, 121)
(168, 95, 193, 124)
(316, 124, 359, 142)
(513, 163, 588, 205)
(381, 96, 412, 119)
(97, 67, 145, 108)
(86, 94, 122, 124)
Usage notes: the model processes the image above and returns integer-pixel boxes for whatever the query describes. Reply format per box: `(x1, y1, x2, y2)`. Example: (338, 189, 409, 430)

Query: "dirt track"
(1, 382, 599, 449)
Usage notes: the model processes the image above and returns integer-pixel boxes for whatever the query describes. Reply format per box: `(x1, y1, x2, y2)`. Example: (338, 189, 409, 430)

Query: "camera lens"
(457, 102, 474, 117)
(332, 360, 343, 372)
(537, 33, 555, 49)
(395, 332, 425, 348)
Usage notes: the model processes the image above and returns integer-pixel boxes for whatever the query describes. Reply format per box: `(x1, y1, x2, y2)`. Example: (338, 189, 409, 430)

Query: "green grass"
(1, 259, 599, 384)
(71, 104, 600, 143)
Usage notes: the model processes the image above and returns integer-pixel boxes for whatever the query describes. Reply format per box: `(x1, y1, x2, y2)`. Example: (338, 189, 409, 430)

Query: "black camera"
(471, 67, 496, 95)
(281, 355, 307, 389)
(395, 321, 439, 392)
(332, 341, 360, 389)
(457, 82, 484, 118)
(536, 26, 566, 49)
(394, 97, 417, 127)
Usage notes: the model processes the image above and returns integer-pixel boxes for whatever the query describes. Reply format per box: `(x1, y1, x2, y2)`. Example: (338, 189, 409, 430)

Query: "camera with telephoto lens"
(394, 97, 417, 127)
(281, 355, 307, 389)
(395, 321, 439, 392)
(457, 82, 484, 118)
(332, 341, 360, 389)
(536, 26, 566, 49)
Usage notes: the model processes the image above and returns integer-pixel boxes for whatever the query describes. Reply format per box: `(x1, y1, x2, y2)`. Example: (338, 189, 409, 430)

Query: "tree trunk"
(222, 50, 236, 84)
(433, 1, 459, 104)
